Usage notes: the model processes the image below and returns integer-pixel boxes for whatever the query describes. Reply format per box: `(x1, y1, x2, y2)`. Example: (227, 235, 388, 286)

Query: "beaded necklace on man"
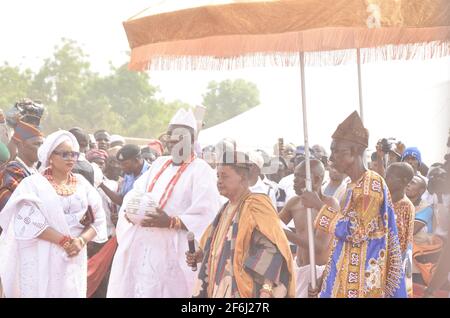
(43, 167, 77, 196)
(147, 153, 196, 210)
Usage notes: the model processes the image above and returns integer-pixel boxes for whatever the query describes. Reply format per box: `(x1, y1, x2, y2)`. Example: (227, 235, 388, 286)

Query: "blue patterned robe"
(315, 170, 407, 298)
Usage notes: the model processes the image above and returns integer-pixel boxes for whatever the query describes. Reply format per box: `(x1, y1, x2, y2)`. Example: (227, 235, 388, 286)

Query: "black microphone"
(187, 231, 197, 272)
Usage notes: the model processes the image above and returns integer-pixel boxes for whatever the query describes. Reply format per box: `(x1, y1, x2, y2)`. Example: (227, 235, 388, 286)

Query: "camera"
(5, 98, 45, 128)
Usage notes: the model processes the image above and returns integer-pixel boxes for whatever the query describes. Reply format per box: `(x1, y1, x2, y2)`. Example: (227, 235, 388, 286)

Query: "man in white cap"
(107, 108, 222, 298)
(247, 150, 277, 209)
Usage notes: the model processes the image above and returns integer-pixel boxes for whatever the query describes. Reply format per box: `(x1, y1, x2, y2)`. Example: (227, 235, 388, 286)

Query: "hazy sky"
(1, 1, 449, 164)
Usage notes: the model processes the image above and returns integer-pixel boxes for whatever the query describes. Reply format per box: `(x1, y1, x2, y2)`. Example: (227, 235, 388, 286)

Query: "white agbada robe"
(107, 156, 221, 298)
(0, 173, 107, 298)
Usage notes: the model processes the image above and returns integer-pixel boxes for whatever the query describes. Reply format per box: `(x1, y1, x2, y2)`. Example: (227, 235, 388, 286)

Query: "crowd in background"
(0, 98, 449, 298)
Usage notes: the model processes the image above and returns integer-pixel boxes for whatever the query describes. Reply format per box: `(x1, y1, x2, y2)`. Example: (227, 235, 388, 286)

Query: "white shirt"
(279, 174, 296, 204)
(433, 194, 450, 238)
(98, 178, 119, 237)
(249, 177, 277, 209)
(262, 176, 285, 210)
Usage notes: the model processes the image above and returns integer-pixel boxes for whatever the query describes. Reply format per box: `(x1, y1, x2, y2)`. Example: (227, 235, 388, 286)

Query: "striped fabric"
(244, 230, 289, 289)
(0, 161, 31, 211)
(195, 199, 289, 298)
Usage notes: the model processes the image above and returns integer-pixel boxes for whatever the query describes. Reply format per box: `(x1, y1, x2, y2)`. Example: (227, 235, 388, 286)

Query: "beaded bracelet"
(77, 236, 86, 247)
(174, 217, 181, 230)
(58, 236, 72, 249)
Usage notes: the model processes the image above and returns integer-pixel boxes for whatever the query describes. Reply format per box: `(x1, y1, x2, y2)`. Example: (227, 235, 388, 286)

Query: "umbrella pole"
(357, 48, 364, 123)
(357, 48, 369, 167)
(299, 52, 317, 290)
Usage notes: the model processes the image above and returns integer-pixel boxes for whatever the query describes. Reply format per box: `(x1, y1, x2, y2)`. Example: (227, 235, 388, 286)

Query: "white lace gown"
(0, 173, 107, 298)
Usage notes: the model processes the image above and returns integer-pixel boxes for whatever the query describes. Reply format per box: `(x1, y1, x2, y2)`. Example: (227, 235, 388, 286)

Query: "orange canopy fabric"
(123, 0, 450, 70)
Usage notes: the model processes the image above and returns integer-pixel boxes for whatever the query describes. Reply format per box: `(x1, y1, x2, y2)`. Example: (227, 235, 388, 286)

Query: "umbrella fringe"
(136, 40, 449, 71)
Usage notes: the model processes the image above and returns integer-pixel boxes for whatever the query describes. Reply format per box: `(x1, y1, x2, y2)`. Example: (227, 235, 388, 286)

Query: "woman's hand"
(185, 248, 204, 267)
(65, 237, 84, 257)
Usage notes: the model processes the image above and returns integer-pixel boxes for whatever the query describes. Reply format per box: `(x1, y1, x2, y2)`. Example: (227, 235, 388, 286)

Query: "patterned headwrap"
(401, 147, 422, 166)
(86, 149, 108, 162)
(12, 120, 43, 143)
(332, 111, 369, 148)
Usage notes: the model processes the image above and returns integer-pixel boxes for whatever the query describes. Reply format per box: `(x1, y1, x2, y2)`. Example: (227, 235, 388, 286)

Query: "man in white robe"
(107, 109, 221, 298)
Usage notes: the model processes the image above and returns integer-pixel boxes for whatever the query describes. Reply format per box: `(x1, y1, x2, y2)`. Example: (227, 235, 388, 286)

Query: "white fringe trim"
(139, 41, 449, 71)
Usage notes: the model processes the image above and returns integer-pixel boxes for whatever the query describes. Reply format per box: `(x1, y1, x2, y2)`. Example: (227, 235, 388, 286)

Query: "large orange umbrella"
(123, 0, 450, 291)
(124, 0, 448, 71)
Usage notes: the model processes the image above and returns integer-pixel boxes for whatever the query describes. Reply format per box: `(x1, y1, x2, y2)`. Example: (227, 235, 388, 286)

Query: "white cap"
(169, 108, 197, 132)
(246, 150, 264, 170)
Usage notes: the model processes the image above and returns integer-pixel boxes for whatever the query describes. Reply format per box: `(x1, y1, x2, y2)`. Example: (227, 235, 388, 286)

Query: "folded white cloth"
(295, 260, 325, 298)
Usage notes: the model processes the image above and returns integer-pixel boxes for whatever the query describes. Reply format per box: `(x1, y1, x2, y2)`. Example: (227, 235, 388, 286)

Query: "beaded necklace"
(147, 153, 195, 210)
(43, 167, 77, 197)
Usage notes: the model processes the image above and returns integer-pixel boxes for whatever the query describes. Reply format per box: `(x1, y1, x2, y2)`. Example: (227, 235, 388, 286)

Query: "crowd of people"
(0, 98, 449, 298)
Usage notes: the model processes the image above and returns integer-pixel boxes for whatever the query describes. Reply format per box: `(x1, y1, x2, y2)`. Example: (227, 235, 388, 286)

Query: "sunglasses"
(161, 133, 184, 143)
(53, 151, 80, 160)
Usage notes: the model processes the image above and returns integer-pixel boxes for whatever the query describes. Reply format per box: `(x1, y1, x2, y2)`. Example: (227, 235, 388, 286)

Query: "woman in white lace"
(0, 130, 107, 298)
